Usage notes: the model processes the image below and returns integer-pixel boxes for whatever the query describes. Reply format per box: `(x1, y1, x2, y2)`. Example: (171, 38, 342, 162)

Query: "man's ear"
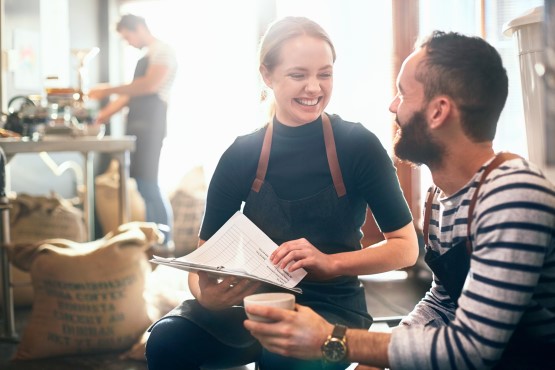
(259, 65, 273, 88)
(427, 96, 452, 129)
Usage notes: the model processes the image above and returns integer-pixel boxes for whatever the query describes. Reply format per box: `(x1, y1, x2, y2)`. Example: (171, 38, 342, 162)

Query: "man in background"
(244, 30, 555, 369)
(89, 14, 177, 249)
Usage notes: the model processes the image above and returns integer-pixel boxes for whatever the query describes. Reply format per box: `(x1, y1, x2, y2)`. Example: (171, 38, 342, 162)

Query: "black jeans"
(146, 316, 350, 370)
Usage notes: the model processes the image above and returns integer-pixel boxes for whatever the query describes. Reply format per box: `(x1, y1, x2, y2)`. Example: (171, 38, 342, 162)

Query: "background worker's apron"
(126, 55, 167, 181)
(166, 114, 372, 348)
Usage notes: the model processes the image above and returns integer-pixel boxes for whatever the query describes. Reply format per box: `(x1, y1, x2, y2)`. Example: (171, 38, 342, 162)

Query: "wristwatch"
(321, 324, 348, 362)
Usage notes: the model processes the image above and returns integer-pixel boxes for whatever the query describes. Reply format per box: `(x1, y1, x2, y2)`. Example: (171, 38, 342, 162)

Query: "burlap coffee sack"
(12, 223, 162, 360)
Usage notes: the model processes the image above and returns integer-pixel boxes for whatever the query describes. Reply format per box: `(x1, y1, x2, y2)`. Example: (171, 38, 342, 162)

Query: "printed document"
(150, 211, 307, 293)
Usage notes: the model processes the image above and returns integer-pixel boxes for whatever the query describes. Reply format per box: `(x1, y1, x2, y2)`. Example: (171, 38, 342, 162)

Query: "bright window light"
(120, 1, 394, 195)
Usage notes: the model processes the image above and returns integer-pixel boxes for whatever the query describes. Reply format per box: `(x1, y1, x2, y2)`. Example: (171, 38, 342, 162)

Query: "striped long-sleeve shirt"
(389, 157, 555, 369)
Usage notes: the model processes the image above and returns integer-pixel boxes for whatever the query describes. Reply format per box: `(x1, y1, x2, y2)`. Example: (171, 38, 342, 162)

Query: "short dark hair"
(116, 14, 147, 32)
(416, 31, 508, 142)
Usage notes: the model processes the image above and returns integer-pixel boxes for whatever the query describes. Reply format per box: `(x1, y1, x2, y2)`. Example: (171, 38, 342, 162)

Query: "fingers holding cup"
(243, 292, 296, 323)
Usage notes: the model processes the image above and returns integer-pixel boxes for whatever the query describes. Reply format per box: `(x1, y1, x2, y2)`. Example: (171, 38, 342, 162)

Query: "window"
(119, 0, 395, 193)
(117, 1, 539, 203)
(418, 0, 543, 197)
(119, 0, 260, 192)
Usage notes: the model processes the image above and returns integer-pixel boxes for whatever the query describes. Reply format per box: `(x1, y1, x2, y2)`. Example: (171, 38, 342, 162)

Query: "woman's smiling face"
(261, 35, 334, 127)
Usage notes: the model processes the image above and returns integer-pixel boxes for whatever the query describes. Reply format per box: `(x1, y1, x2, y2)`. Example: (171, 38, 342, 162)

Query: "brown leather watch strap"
(331, 323, 347, 338)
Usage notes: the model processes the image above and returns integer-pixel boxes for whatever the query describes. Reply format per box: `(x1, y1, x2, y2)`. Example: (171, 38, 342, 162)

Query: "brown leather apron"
(164, 114, 372, 350)
(244, 113, 372, 330)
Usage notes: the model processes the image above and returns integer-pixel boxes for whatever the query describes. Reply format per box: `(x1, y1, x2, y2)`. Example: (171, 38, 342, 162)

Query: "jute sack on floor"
(9, 193, 87, 244)
(0, 193, 86, 307)
(10, 222, 162, 360)
(95, 159, 146, 234)
(170, 166, 206, 257)
(120, 265, 194, 361)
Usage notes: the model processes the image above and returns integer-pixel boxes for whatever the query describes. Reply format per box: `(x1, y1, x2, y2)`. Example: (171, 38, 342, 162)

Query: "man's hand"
(94, 110, 111, 125)
(196, 271, 260, 311)
(87, 84, 112, 100)
(244, 304, 333, 359)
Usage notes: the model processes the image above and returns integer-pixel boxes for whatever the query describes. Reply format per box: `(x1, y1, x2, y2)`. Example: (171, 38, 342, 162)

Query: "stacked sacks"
(0, 193, 87, 306)
(9, 222, 162, 360)
(95, 159, 146, 235)
(169, 166, 206, 257)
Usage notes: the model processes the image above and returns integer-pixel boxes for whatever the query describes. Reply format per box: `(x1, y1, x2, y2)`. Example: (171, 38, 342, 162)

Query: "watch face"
(322, 338, 347, 362)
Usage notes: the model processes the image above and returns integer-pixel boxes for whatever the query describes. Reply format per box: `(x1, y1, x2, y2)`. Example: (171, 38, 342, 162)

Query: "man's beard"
(393, 110, 445, 168)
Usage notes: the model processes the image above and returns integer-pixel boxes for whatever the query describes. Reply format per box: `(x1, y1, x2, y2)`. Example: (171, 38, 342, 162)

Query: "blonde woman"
(146, 16, 418, 370)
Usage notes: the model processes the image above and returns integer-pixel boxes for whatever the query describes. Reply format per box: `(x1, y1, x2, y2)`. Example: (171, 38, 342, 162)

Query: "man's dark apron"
(423, 152, 554, 368)
(169, 114, 372, 349)
(126, 55, 167, 181)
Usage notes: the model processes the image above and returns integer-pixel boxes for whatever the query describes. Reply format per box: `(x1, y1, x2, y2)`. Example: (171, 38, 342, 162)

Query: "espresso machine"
(1, 47, 100, 140)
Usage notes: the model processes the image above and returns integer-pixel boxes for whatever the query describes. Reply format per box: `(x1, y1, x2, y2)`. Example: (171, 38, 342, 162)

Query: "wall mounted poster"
(12, 28, 41, 90)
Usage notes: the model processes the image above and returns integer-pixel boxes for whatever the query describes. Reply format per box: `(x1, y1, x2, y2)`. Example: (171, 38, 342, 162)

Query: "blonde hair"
(258, 17, 336, 118)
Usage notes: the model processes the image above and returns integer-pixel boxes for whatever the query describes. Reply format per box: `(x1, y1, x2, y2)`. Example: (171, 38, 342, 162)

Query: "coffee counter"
(0, 135, 136, 340)
(0, 135, 136, 239)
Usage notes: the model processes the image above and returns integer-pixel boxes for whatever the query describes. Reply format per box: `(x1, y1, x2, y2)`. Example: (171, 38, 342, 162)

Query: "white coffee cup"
(243, 292, 296, 322)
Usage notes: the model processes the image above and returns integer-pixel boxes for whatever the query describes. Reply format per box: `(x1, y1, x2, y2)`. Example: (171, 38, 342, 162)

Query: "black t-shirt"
(199, 113, 412, 241)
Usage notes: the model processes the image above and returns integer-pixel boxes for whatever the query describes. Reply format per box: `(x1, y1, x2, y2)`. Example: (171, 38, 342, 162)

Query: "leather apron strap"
(251, 120, 273, 193)
(251, 113, 347, 198)
(321, 114, 347, 197)
(422, 152, 521, 253)
(465, 152, 521, 253)
(423, 186, 436, 247)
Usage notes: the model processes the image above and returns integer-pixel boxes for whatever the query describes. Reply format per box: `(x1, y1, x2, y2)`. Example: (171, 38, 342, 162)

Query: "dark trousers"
(146, 316, 350, 370)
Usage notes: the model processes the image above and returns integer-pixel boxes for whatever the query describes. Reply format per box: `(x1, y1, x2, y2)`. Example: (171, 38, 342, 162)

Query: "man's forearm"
(347, 329, 391, 368)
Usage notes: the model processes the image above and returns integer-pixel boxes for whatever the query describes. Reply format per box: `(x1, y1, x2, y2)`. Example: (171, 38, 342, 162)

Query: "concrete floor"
(0, 268, 431, 369)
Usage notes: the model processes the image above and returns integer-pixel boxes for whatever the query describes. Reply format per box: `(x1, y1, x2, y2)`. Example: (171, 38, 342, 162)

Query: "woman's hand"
(195, 271, 261, 311)
(271, 238, 336, 280)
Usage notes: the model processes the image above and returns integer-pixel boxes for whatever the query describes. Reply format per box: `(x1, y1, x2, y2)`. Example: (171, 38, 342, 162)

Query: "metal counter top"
(0, 135, 136, 157)
(0, 135, 136, 237)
